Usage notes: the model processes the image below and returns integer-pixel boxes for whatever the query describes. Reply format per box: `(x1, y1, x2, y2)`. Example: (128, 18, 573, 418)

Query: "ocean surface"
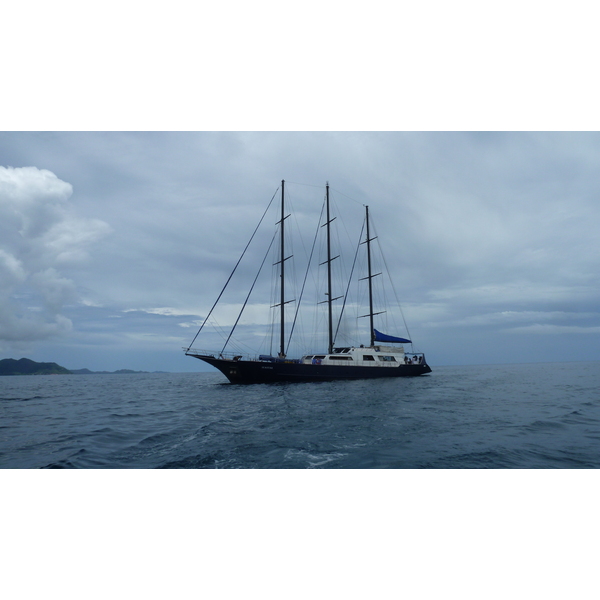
(1, 361, 600, 469)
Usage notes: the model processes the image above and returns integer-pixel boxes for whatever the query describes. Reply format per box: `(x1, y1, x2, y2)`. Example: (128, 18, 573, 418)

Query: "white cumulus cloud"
(0, 166, 111, 347)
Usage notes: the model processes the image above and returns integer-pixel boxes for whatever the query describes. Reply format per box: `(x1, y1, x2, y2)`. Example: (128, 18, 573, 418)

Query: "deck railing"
(184, 348, 258, 361)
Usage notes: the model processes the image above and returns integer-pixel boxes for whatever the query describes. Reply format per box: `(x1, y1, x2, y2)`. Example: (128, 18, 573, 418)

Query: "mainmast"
(319, 182, 341, 354)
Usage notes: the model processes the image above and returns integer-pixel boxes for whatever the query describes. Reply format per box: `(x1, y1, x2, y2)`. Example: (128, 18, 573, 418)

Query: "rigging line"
(211, 318, 259, 355)
(333, 218, 365, 347)
(286, 198, 326, 355)
(186, 186, 279, 351)
(287, 194, 312, 284)
(329, 186, 366, 207)
(209, 313, 259, 356)
(287, 181, 366, 206)
(207, 319, 231, 343)
(329, 193, 357, 292)
(209, 317, 254, 354)
(329, 192, 362, 249)
(285, 180, 326, 190)
(220, 231, 278, 355)
(370, 218, 413, 346)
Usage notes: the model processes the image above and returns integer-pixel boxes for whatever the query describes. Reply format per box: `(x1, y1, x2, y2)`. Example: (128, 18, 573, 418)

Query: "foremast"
(275, 180, 293, 358)
(280, 180, 285, 357)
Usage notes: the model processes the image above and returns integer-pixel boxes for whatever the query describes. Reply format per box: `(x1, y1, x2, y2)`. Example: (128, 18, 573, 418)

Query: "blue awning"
(374, 329, 411, 344)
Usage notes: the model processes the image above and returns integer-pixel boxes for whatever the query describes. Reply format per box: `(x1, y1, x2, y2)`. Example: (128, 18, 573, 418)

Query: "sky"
(1, 131, 599, 371)
(2, 2, 599, 373)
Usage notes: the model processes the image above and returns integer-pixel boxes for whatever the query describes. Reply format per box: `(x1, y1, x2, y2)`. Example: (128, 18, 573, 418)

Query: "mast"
(279, 179, 285, 357)
(359, 206, 383, 346)
(318, 182, 341, 354)
(274, 180, 294, 358)
(366, 205, 375, 347)
(326, 183, 333, 354)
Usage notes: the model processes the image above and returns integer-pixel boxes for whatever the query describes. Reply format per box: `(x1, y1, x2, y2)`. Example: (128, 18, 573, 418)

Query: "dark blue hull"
(192, 355, 432, 384)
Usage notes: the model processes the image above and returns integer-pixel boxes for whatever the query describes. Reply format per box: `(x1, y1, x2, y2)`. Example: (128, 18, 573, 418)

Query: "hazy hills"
(0, 358, 157, 376)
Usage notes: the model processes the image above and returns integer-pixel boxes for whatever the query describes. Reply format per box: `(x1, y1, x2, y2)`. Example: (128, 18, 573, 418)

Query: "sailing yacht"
(185, 181, 432, 383)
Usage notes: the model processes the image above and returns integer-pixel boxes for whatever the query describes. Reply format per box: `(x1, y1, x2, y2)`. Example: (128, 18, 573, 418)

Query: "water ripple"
(1, 363, 599, 468)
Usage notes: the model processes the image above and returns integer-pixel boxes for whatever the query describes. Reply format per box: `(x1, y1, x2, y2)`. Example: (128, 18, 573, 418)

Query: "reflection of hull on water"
(188, 350, 432, 384)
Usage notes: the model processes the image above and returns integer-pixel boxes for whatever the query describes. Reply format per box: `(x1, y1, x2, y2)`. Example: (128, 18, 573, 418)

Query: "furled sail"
(373, 329, 411, 344)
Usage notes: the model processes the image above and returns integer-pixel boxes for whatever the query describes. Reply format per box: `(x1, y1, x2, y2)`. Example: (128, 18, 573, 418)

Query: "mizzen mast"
(360, 205, 383, 347)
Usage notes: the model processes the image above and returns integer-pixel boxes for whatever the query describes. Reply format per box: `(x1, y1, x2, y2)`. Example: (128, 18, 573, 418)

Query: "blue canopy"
(374, 329, 411, 344)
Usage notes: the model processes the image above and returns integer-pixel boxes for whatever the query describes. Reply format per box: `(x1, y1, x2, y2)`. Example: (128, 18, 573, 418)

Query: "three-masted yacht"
(185, 181, 432, 383)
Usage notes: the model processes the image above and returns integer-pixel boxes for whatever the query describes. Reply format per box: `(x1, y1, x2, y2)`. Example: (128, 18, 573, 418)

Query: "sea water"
(1, 361, 599, 469)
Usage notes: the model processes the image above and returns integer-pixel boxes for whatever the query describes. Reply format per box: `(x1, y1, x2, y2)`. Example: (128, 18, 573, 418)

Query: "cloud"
(424, 310, 600, 329)
(506, 324, 600, 335)
(178, 321, 203, 329)
(0, 309, 73, 343)
(123, 307, 197, 317)
(0, 166, 111, 346)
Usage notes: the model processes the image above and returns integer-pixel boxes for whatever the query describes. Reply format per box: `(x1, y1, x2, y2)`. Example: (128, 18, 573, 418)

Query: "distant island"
(0, 358, 161, 376)
(69, 368, 160, 374)
(0, 358, 71, 376)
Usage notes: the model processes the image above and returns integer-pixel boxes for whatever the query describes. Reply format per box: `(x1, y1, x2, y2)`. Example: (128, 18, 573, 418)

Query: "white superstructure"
(300, 345, 426, 367)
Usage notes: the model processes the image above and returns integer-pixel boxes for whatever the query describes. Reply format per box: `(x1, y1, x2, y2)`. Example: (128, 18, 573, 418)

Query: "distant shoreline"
(0, 358, 167, 376)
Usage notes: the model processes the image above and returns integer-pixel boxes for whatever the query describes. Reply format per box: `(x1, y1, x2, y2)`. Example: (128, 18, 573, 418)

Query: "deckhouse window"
(362, 355, 375, 361)
(328, 356, 353, 360)
(378, 355, 397, 362)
